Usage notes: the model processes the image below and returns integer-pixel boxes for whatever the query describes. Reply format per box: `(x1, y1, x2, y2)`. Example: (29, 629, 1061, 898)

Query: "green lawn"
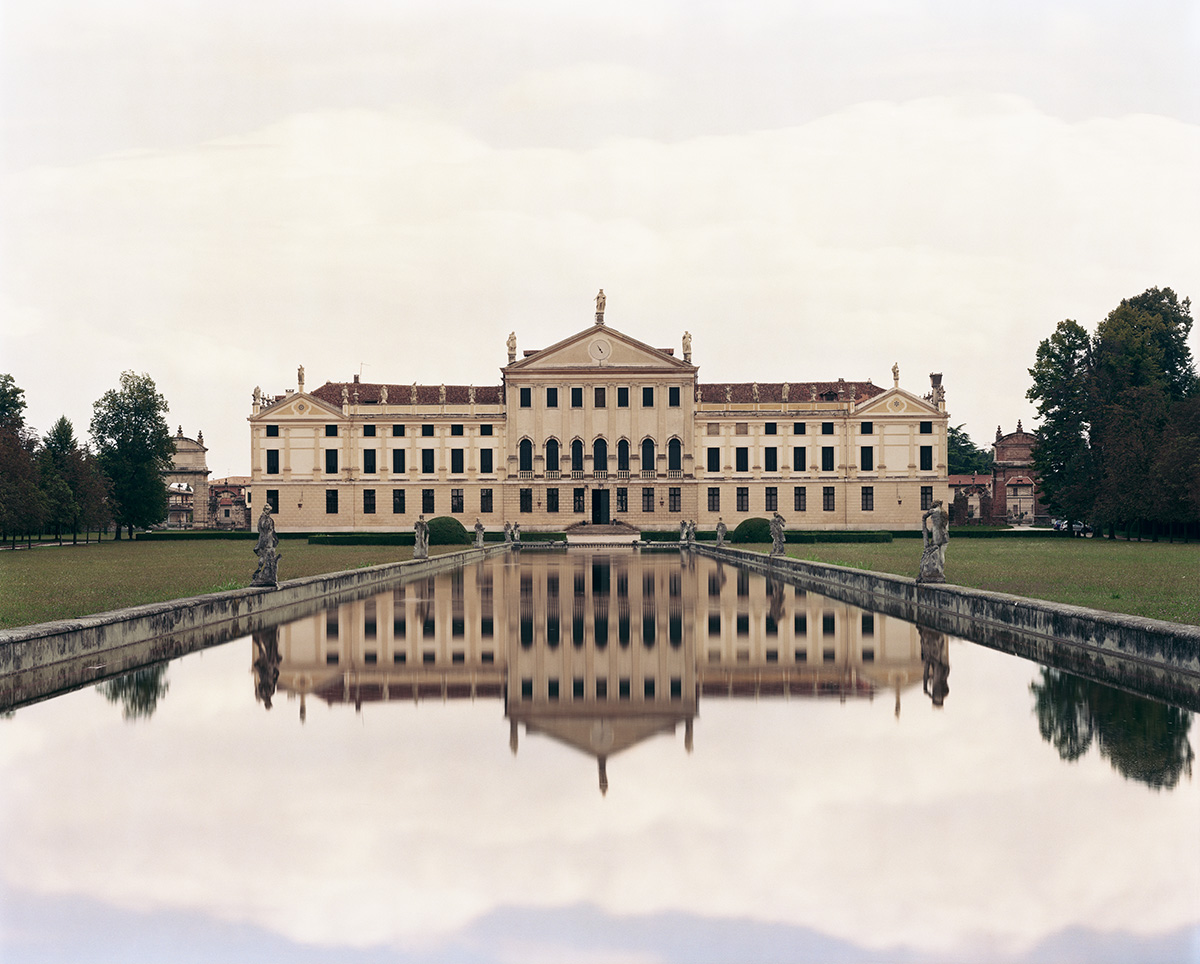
(742, 539, 1200, 626)
(0, 540, 465, 629)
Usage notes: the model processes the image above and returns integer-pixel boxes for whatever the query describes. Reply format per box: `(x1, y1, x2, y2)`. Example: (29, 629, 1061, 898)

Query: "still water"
(2, 552, 1197, 963)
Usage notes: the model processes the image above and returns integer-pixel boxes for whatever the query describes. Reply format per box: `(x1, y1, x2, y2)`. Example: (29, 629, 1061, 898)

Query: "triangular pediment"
(856, 388, 943, 418)
(250, 392, 342, 421)
(506, 325, 694, 373)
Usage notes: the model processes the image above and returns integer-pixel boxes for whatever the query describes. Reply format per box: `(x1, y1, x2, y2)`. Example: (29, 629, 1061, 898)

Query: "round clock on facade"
(588, 338, 612, 361)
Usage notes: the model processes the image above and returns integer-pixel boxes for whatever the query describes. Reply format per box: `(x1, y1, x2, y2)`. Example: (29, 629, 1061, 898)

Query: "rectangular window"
(642, 487, 654, 512)
(547, 488, 559, 513)
(421, 424, 434, 437)
(708, 487, 720, 512)
(707, 447, 720, 472)
(392, 489, 405, 514)
(520, 488, 533, 513)
(364, 489, 376, 514)
(822, 422, 834, 435)
(735, 447, 749, 472)
(793, 447, 807, 471)
(764, 448, 777, 472)
(450, 424, 463, 436)
(451, 489, 463, 513)
(480, 449, 493, 474)
(480, 424, 493, 436)
(821, 447, 834, 471)
(573, 488, 585, 513)
(765, 422, 777, 435)
(920, 446, 933, 471)
(668, 386, 680, 407)
(266, 450, 279, 474)
(571, 387, 583, 408)
(669, 487, 681, 512)
(861, 421, 873, 435)
(617, 387, 629, 408)
(422, 489, 434, 513)
(450, 449, 464, 473)
(325, 425, 338, 437)
(546, 387, 558, 408)
(616, 487, 628, 512)
(794, 486, 807, 512)
(266, 489, 279, 513)
(794, 422, 806, 435)
(480, 489, 493, 513)
(737, 487, 749, 512)
(921, 485, 933, 510)
(520, 388, 531, 408)
(392, 449, 406, 473)
(920, 421, 933, 434)
(765, 487, 778, 511)
(860, 446, 873, 471)
(642, 386, 654, 407)
(364, 449, 376, 474)
(421, 449, 435, 474)
(594, 387, 606, 408)
(392, 424, 405, 436)
(266, 425, 279, 437)
(823, 486, 835, 511)
(325, 449, 338, 474)
(326, 489, 338, 514)
(364, 425, 376, 437)
(861, 486, 874, 511)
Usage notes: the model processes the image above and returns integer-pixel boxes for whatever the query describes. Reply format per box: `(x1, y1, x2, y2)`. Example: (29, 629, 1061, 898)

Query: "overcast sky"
(2, 0, 1199, 477)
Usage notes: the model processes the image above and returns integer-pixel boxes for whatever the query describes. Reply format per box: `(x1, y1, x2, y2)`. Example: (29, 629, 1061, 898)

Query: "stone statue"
(512, 522, 521, 547)
(695, 384, 703, 403)
(253, 386, 262, 406)
(438, 384, 446, 405)
(725, 385, 732, 404)
(892, 362, 900, 388)
(413, 515, 429, 560)
(474, 519, 485, 547)
(837, 378, 846, 401)
(715, 518, 727, 547)
(809, 385, 818, 402)
(686, 520, 696, 547)
(682, 330, 692, 363)
(751, 382, 760, 403)
(503, 521, 513, 544)
(679, 520, 688, 544)
(468, 385, 476, 404)
(920, 626, 950, 707)
(411, 383, 418, 405)
(769, 512, 786, 556)
(918, 500, 949, 584)
(341, 385, 349, 405)
(251, 503, 281, 587)
(507, 331, 517, 364)
(595, 289, 606, 324)
(297, 365, 305, 393)
(251, 627, 281, 710)
(781, 382, 789, 403)
(380, 385, 388, 405)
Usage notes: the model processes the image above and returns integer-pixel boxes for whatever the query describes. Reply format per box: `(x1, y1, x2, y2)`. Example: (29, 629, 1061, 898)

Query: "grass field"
(737, 539, 1200, 626)
(0, 540, 464, 629)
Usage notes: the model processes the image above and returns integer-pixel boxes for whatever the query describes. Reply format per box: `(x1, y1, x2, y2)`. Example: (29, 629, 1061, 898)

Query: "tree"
(947, 424, 993, 475)
(0, 373, 27, 429)
(1026, 319, 1098, 525)
(90, 372, 174, 539)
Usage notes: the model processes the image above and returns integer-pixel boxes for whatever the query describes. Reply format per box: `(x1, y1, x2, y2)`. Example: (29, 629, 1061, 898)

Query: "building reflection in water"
(264, 553, 940, 792)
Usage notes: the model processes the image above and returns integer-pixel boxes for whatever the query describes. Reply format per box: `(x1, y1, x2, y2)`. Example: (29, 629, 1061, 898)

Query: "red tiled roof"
(311, 383, 504, 407)
(696, 381, 883, 404)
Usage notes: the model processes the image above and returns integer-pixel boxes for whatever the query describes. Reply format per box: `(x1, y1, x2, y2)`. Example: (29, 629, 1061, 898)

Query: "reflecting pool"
(2, 552, 1197, 963)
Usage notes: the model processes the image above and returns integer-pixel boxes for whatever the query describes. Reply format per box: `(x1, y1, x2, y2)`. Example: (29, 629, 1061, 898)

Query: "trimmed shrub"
(784, 530, 893, 544)
(427, 516, 471, 545)
(731, 518, 771, 543)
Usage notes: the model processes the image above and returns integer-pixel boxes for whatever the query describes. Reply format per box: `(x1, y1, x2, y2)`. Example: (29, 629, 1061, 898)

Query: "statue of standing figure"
(918, 500, 949, 583)
(769, 512, 787, 556)
(715, 518, 727, 547)
(512, 522, 521, 547)
(413, 515, 430, 560)
(686, 520, 696, 547)
(679, 520, 688, 545)
(503, 521, 513, 544)
(474, 519, 485, 548)
(251, 503, 281, 587)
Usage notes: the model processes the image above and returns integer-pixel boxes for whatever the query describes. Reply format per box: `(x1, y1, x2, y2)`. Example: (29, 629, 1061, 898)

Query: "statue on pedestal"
(715, 518, 727, 547)
(251, 503, 281, 587)
(380, 385, 388, 405)
(507, 332, 517, 364)
(503, 521, 513, 544)
(595, 289, 606, 325)
(682, 330, 692, 363)
(474, 519, 485, 547)
(413, 515, 429, 560)
(769, 512, 787, 556)
(917, 500, 949, 583)
(512, 523, 521, 547)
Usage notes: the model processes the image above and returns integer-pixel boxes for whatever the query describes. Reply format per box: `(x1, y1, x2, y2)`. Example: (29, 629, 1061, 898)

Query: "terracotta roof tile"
(311, 383, 504, 407)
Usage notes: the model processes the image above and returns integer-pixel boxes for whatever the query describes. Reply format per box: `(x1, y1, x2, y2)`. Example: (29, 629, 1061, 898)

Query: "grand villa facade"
(248, 306, 950, 532)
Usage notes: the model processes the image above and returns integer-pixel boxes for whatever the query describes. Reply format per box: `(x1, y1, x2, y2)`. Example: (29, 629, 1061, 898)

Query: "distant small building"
(210, 476, 252, 529)
(947, 474, 990, 523)
(991, 422, 1049, 525)
(164, 428, 211, 528)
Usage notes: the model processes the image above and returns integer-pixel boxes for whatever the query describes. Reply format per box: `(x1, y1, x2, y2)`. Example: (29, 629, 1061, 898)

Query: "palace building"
(248, 302, 949, 532)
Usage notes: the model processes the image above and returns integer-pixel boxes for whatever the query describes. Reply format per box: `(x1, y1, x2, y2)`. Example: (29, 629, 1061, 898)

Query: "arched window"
(593, 438, 608, 472)
(545, 438, 559, 472)
(668, 438, 682, 471)
(617, 439, 630, 472)
(571, 439, 584, 472)
(641, 438, 656, 473)
(519, 438, 533, 472)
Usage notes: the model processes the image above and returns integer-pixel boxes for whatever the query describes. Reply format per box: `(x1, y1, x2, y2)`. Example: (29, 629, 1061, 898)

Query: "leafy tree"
(90, 372, 174, 539)
(1150, 396, 1200, 538)
(946, 424, 993, 475)
(0, 373, 26, 429)
(0, 420, 47, 546)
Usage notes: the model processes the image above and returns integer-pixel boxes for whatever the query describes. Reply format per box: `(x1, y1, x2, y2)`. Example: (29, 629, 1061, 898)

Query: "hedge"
(137, 530, 300, 541)
(307, 533, 415, 546)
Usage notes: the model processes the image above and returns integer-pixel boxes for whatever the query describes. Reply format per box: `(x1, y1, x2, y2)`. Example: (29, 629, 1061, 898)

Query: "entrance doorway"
(591, 489, 610, 525)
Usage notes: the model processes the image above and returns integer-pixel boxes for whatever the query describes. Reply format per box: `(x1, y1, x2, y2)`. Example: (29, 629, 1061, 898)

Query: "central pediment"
(506, 325, 694, 373)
